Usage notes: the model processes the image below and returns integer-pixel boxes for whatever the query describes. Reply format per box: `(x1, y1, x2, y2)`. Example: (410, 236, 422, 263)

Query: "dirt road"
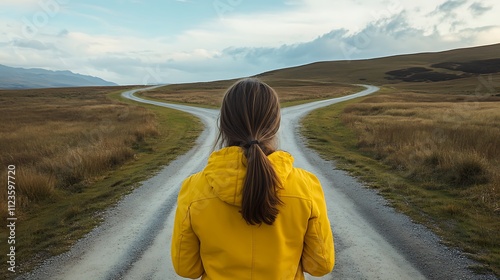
(20, 85, 493, 279)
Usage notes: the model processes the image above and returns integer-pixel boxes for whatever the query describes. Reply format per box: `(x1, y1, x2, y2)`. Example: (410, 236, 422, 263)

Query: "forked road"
(21, 85, 493, 280)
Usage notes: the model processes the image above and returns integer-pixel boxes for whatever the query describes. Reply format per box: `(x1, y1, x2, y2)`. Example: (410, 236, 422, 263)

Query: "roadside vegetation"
(0, 87, 201, 278)
(302, 88, 500, 276)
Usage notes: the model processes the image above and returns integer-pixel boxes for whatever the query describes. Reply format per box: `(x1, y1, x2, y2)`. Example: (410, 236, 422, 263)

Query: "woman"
(171, 78, 334, 279)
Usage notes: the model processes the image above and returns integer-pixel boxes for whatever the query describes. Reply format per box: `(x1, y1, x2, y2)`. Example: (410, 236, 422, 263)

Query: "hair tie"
(244, 140, 259, 148)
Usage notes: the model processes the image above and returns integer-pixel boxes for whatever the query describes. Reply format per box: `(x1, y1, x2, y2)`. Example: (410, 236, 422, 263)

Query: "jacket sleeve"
(302, 174, 335, 276)
(171, 176, 204, 278)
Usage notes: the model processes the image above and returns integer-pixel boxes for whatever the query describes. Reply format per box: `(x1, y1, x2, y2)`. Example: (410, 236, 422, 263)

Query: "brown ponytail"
(216, 78, 282, 225)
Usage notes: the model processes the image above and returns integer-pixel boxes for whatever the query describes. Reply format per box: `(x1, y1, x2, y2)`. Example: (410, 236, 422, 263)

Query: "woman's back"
(172, 147, 334, 279)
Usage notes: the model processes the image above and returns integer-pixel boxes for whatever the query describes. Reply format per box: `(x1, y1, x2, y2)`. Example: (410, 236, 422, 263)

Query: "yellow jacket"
(171, 147, 334, 279)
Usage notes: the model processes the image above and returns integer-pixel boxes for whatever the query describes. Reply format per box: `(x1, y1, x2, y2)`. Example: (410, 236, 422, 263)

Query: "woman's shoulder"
(178, 171, 214, 202)
(183, 171, 205, 185)
(281, 167, 322, 198)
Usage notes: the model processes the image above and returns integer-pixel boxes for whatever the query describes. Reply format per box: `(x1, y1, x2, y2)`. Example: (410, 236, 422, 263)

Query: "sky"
(0, 0, 499, 85)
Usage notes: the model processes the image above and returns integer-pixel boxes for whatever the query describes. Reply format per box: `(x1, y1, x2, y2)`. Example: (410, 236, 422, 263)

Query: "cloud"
(217, 11, 496, 75)
(469, 2, 492, 16)
(11, 38, 54, 50)
(428, 0, 468, 24)
(58, 29, 69, 37)
(426, 0, 473, 32)
(221, 29, 350, 67)
(89, 56, 141, 74)
(433, 0, 468, 14)
(0, 0, 41, 7)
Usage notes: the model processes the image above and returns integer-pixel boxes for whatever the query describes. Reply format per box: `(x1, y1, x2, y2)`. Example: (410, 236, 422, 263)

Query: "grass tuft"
(449, 155, 489, 187)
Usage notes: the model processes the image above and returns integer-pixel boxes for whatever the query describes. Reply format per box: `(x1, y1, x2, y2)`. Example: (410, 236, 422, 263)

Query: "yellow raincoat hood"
(171, 147, 334, 279)
(204, 147, 293, 207)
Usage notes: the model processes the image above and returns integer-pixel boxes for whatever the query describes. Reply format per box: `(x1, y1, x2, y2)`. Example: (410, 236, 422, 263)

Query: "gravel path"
(19, 85, 495, 280)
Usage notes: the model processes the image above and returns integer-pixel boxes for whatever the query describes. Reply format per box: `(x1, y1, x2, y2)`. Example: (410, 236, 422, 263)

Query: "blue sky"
(0, 0, 499, 85)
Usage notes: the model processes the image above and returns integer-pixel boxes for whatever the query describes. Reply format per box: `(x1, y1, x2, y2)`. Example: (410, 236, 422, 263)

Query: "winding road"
(20, 85, 494, 280)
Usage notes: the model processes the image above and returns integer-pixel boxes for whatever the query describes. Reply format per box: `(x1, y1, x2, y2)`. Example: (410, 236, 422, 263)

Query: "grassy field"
(0, 87, 201, 278)
(141, 79, 361, 107)
(302, 88, 500, 275)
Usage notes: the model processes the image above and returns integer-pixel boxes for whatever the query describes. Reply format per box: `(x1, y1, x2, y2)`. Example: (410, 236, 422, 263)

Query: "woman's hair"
(216, 78, 282, 225)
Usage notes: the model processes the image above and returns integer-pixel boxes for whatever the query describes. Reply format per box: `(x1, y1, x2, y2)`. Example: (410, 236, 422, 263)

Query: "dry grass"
(302, 90, 500, 275)
(0, 87, 159, 219)
(0, 86, 202, 278)
(341, 92, 500, 211)
(142, 79, 359, 107)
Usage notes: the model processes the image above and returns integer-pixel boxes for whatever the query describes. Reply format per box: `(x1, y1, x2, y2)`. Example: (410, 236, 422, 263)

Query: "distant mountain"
(0, 65, 117, 89)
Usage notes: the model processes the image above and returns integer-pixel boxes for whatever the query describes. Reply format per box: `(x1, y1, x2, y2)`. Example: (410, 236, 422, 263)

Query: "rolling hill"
(256, 43, 500, 95)
(0, 64, 117, 89)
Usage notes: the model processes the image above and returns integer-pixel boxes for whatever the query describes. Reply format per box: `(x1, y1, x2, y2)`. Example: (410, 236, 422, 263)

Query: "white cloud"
(474, 26, 500, 45)
(469, 2, 493, 16)
(0, 0, 42, 7)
